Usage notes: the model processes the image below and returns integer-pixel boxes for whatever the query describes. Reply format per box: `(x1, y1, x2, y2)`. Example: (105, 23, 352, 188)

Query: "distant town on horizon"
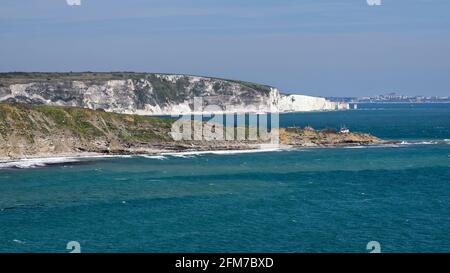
(328, 92, 450, 103)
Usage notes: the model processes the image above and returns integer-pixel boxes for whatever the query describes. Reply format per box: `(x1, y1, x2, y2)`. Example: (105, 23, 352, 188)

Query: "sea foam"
(161, 147, 283, 157)
(0, 157, 80, 169)
(400, 140, 450, 145)
(139, 155, 167, 160)
(343, 144, 401, 149)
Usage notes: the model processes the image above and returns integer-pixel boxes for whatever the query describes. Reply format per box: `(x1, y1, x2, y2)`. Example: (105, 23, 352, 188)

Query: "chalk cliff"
(0, 72, 349, 115)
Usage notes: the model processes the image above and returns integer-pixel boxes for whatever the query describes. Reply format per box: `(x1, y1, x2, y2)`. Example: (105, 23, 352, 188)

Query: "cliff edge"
(0, 72, 349, 115)
(1, 103, 386, 160)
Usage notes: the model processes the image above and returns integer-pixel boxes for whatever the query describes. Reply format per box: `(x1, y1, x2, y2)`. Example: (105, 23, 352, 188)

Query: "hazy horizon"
(1, 0, 449, 97)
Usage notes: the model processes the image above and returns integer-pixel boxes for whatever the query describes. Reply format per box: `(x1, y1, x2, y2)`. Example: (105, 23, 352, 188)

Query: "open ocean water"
(1, 103, 449, 253)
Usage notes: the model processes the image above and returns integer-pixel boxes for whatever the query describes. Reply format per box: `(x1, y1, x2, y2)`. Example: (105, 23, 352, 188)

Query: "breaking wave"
(0, 157, 81, 169)
(343, 144, 401, 149)
(399, 140, 450, 145)
(342, 140, 450, 149)
(139, 155, 167, 160)
(161, 147, 284, 157)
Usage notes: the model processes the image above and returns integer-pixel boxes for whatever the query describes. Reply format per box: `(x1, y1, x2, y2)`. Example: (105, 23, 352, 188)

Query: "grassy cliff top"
(0, 103, 175, 143)
(0, 72, 274, 93)
(0, 103, 387, 159)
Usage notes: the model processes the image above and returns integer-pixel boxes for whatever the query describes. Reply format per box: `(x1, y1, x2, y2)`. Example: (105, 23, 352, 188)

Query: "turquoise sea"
(1, 103, 449, 253)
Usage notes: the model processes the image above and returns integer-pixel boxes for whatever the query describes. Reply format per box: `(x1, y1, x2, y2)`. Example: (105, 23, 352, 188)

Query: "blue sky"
(1, 0, 449, 96)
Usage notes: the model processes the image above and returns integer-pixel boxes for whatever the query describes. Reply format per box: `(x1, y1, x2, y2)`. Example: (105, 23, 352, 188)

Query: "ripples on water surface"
(0, 103, 449, 252)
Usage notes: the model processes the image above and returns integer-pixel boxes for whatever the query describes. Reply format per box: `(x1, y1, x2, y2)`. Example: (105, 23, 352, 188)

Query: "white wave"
(139, 155, 167, 160)
(414, 141, 435, 145)
(398, 141, 433, 145)
(208, 148, 283, 155)
(399, 140, 450, 145)
(86, 154, 134, 159)
(0, 157, 80, 169)
(170, 154, 195, 158)
(380, 144, 402, 148)
(343, 144, 401, 149)
(161, 147, 284, 157)
(0, 154, 141, 169)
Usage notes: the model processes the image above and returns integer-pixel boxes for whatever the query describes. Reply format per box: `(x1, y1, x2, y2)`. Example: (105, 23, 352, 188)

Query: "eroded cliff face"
(0, 103, 381, 160)
(0, 73, 348, 115)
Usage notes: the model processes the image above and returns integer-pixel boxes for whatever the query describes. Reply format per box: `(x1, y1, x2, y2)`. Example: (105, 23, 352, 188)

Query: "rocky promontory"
(0, 103, 390, 160)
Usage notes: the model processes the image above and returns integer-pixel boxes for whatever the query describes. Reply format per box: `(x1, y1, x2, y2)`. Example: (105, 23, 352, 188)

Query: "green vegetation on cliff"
(0, 103, 174, 143)
(0, 102, 387, 160)
(0, 73, 275, 113)
(0, 72, 274, 94)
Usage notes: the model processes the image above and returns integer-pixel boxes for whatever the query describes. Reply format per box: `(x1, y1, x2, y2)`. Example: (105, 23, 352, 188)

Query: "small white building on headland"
(339, 127, 350, 134)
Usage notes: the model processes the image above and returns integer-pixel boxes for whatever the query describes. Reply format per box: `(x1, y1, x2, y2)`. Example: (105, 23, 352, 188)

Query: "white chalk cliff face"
(0, 73, 349, 115)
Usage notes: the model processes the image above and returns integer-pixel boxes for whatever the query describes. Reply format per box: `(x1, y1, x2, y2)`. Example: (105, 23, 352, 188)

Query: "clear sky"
(1, 0, 449, 97)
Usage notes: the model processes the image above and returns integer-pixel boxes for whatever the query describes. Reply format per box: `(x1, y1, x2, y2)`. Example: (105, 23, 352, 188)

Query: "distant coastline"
(328, 93, 450, 104)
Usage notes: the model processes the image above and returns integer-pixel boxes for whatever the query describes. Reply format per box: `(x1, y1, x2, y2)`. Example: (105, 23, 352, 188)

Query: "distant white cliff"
(0, 73, 349, 115)
(278, 93, 348, 112)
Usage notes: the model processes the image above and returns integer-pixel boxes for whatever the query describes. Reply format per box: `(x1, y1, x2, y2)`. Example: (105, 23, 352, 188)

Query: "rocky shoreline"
(0, 134, 397, 162)
(0, 103, 395, 161)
